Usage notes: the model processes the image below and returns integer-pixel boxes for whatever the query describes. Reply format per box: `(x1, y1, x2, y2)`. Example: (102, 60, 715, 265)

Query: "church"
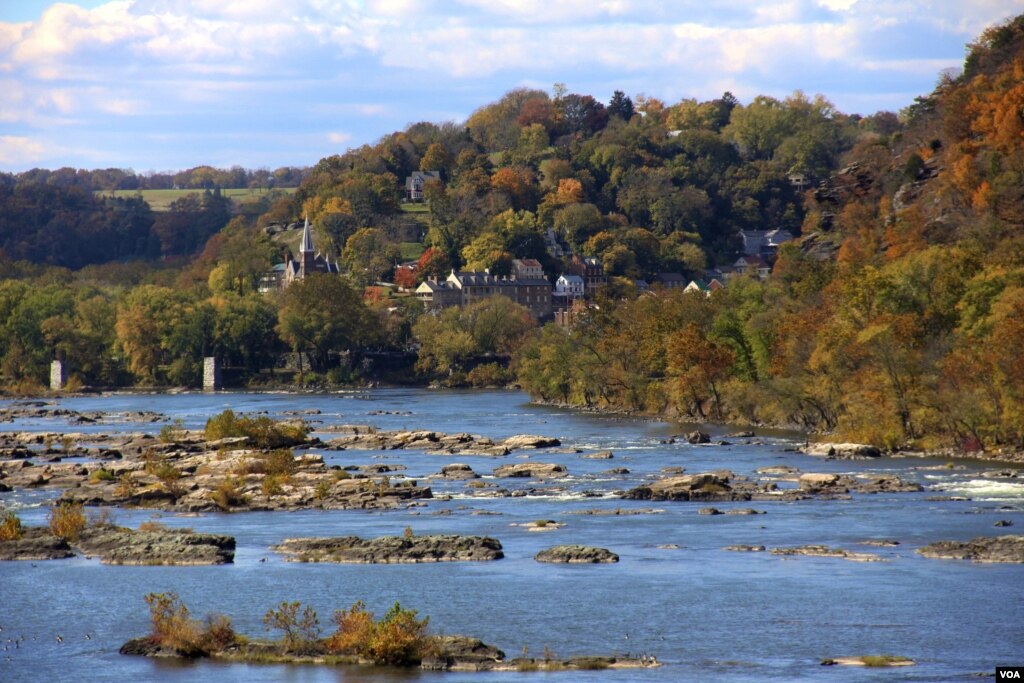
(259, 217, 340, 292)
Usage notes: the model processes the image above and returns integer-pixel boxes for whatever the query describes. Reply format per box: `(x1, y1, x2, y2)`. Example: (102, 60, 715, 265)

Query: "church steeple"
(300, 216, 315, 253)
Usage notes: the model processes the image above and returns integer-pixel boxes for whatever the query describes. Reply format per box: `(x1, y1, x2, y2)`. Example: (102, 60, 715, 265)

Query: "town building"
(405, 171, 441, 201)
(259, 217, 340, 292)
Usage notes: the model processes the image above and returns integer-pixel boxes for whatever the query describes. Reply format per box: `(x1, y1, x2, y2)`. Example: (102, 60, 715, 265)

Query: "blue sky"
(0, 0, 1020, 173)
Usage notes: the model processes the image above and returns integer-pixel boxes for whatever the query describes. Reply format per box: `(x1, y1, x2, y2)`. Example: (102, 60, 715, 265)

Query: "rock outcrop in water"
(0, 527, 74, 560)
(1, 444, 432, 513)
(323, 428, 560, 456)
(770, 545, 884, 562)
(535, 545, 619, 563)
(0, 524, 234, 564)
(917, 535, 1024, 563)
(621, 472, 752, 502)
(74, 525, 235, 565)
(492, 463, 567, 478)
(273, 534, 504, 563)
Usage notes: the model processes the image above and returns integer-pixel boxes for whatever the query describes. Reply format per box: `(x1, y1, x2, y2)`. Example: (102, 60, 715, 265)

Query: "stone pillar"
(50, 360, 67, 391)
(203, 357, 221, 391)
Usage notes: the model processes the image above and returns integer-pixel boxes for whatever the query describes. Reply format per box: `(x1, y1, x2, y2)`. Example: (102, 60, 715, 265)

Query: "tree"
(276, 274, 377, 373)
(607, 90, 635, 121)
(666, 322, 735, 419)
(419, 143, 452, 176)
(343, 228, 400, 286)
(264, 601, 321, 655)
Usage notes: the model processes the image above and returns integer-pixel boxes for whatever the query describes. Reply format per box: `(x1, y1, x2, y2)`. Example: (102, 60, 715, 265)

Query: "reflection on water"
(1, 388, 1022, 682)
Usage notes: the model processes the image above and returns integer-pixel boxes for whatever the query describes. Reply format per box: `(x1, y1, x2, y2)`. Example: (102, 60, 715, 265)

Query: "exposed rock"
(698, 507, 723, 515)
(622, 472, 749, 502)
(860, 539, 900, 547)
(726, 508, 765, 515)
(855, 475, 922, 493)
(581, 451, 614, 459)
(917, 535, 1024, 563)
(771, 545, 884, 562)
(439, 463, 479, 479)
(684, 431, 710, 444)
(603, 467, 630, 475)
(273, 534, 504, 563)
(725, 431, 755, 438)
(995, 520, 1014, 527)
(534, 545, 619, 563)
(492, 463, 566, 478)
(0, 527, 74, 561)
(565, 507, 662, 516)
(421, 636, 506, 671)
(798, 473, 843, 492)
(501, 435, 561, 450)
(757, 465, 799, 475)
(724, 545, 766, 552)
(821, 656, 914, 667)
(512, 520, 564, 531)
(802, 442, 882, 459)
(73, 525, 235, 565)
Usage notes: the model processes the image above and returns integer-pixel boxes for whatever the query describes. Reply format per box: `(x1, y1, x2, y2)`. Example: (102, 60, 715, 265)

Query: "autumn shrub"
(209, 477, 249, 511)
(203, 613, 237, 652)
(236, 449, 295, 477)
(144, 592, 206, 656)
(137, 519, 168, 532)
(326, 601, 376, 655)
(0, 509, 24, 541)
(205, 410, 308, 448)
(48, 502, 86, 541)
(263, 601, 322, 655)
(89, 467, 116, 483)
(326, 601, 433, 666)
(115, 472, 138, 498)
(261, 474, 285, 499)
(159, 418, 186, 444)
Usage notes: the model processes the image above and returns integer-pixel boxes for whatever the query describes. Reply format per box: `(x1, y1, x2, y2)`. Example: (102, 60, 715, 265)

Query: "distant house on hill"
(259, 217, 340, 292)
(553, 274, 585, 304)
(733, 254, 771, 280)
(405, 171, 441, 201)
(654, 272, 687, 290)
(570, 255, 606, 295)
(740, 229, 794, 257)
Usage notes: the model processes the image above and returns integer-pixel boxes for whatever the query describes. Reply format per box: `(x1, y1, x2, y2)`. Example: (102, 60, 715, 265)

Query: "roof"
(513, 258, 542, 268)
(515, 278, 551, 286)
(450, 271, 515, 287)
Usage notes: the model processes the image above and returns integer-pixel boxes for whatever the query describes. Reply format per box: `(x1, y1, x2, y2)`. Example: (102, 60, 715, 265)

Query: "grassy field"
(399, 242, 425, 260)
(400, 202, 430, 213)
(96, 187, 296, 212)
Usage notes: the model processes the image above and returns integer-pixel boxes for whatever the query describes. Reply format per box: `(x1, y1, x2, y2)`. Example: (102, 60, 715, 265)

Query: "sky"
(0, 0, 1021, 173)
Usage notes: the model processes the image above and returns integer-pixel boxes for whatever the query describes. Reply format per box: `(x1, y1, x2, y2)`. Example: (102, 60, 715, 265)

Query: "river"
(1, 388, 1022, 682)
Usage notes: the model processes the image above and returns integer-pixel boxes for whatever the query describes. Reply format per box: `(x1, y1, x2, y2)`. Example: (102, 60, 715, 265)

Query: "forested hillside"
(1, 15, 1022, 451)
(518, 15, 1024, 450)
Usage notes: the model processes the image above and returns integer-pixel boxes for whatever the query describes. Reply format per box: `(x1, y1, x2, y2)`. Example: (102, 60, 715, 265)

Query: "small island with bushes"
(120, 592, 658, 672)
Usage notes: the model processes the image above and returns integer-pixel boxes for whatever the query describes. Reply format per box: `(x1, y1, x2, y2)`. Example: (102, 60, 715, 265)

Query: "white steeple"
(300, 216, 314, 253)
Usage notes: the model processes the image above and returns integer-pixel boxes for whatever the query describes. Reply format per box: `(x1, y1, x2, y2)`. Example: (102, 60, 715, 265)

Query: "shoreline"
(3, 387, 1023, 466)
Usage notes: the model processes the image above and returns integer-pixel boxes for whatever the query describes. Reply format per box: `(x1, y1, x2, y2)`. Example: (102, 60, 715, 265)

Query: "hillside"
(517, 15, 1024, 451)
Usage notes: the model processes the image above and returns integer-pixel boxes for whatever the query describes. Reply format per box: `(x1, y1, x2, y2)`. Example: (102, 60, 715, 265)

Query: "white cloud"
(0, 135, 48, 165)
(327, 131, 351, 144)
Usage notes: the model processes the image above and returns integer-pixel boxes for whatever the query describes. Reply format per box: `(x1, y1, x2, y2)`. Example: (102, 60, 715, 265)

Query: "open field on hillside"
(96, 187, 297, 212)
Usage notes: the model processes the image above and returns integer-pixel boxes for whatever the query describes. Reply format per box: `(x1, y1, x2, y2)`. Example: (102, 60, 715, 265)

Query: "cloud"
(327, 131, 352, 144)
(0, 135, 48, 165)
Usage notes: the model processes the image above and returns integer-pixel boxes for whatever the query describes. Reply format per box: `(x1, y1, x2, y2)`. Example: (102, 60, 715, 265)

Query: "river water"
(1, 388, 1022, 682)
